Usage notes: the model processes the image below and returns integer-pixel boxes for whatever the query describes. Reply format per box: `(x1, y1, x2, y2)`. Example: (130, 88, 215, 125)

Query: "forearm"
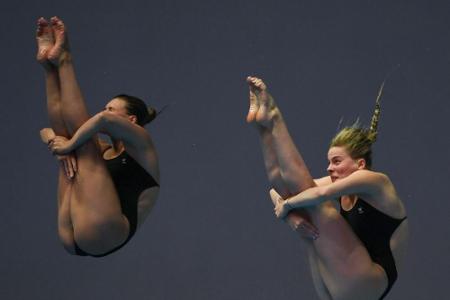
(286, 186, 327, 209)
(68, 113, 104, 150)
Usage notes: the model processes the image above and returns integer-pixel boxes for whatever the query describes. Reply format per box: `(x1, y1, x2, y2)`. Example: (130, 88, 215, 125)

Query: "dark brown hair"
(114, 94, 156, 126)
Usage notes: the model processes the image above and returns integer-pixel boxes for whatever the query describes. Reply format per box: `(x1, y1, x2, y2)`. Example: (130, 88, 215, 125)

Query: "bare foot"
(246, 85, 259, 123)
(48, 16, 69, 62)
(246, 76, 280, 128)
(36, 17, 54, 63)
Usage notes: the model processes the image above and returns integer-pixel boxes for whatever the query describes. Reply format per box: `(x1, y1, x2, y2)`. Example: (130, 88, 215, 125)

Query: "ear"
(128, 115, 138, 124)
(356, 158, 366, 170)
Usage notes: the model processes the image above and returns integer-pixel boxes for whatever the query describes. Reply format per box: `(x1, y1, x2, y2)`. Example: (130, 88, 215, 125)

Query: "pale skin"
(37, 17, 159, 255)
(246, 76, 408, 300)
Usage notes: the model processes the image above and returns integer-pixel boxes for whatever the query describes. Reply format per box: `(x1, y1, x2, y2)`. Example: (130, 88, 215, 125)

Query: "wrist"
(67, 139, 76, 152)
(285, 199, 294, 210)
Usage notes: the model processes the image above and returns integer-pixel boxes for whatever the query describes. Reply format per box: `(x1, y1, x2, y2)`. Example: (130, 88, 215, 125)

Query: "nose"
(327, 163, 333, 173)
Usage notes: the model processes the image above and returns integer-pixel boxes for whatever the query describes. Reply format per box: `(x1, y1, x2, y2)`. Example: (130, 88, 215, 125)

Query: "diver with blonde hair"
(246, 76, 408, 299)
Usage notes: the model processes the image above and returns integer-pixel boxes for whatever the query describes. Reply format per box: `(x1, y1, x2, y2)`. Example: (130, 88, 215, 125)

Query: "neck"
(342, 194, 358, 202)
(111, 138, 125, 154)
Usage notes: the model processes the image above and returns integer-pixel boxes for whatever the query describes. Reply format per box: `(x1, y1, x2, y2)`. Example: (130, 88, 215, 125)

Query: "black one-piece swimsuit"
(74, 151, 159, 257)
(340, 198, 407, 299)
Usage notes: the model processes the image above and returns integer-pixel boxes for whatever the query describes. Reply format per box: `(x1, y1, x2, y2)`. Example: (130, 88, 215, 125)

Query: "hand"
(270, 189, 319, 240)
(285, 211, 319, 240)
(274, 198, 291, 219)
(49, 136, 73, 155)
(56, 153, 77, 179)
(40, 128, 55, 144)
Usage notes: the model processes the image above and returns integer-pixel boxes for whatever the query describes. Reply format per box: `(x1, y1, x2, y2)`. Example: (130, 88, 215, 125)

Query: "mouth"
(330, 176, 338, 182)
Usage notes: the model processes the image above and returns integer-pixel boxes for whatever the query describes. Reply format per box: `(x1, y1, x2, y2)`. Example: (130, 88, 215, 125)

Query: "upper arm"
(314, 176, 332, 186)
(319, 170, 389, 199)
(100, 112, 151, 148)
(99, 112, 160, 181)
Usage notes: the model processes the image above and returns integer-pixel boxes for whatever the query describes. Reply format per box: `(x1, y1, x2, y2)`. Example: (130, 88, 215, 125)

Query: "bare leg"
(249, 77, 387, 299)
(248, 82, 313, 225)
(247, 77, 314, 193)
(247, 77, 331, 297)
(37, 18, 75, 253)
(49, 17, 129, 255)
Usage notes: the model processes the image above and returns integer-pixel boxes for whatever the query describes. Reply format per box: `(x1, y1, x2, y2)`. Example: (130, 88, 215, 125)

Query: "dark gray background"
(1, 0, 449, 299)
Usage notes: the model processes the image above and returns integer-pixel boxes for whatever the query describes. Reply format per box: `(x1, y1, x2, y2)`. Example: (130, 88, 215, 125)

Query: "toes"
(246, 76, 266, 90)
(38, 17, 48, 25)
(36, 18, 48, 34)
(50, 16, 64, 30)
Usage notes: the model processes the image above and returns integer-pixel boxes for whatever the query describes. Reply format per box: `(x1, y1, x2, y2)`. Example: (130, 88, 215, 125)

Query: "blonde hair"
(330, 82, 383, 169)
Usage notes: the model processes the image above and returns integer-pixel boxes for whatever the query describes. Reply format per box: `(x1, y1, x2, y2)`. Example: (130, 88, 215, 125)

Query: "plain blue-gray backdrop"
(1, 0, 449, 299)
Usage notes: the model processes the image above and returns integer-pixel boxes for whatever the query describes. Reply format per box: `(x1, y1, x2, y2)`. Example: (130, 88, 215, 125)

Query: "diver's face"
(327, 146, 364, 182)
(104, 98, 130, 119)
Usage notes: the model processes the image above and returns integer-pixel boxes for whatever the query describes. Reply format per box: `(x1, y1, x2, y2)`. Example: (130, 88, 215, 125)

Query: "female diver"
(246, 76, 408, 300)
(37, 17, 160, 257)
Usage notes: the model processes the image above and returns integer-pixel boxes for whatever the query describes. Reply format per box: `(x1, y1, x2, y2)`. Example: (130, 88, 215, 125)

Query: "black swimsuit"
(340, 198, 407, 299)
(74, 151, 159, 257)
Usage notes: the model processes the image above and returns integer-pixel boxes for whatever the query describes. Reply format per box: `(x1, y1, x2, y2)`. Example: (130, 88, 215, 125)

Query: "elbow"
(97, 111, 110, 123)
(96, 111, 115, 130)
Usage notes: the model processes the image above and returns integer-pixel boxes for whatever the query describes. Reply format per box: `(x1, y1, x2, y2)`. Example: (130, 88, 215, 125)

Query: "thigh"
(306, 203, 387, 300)
(69, 139, 123, 219)
(56, 167, 76, 254)
(304, 242, 333, 300)
(68, 140, 129, 254)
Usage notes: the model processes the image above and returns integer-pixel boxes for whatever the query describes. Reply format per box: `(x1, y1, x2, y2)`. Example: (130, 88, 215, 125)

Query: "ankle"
(41, 61, 56, 72)
(272, 108, 283, 123)
(58, 51, 72, 65)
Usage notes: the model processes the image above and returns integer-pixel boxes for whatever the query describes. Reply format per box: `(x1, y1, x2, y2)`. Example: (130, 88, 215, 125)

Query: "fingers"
(294, 222, 319, 240)
(67, 158, 74, 179)
(269, 188, 282, 206)
(48, 140, 58, 154)
(60, 156, 76, 179)
(71, 156, 77, 172)
(247, 76, 266, 90)
(61, 159, 70, 179)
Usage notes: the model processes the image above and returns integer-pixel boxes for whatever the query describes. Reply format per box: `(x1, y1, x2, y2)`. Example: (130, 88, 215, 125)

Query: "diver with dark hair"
(246, 76, 408, 299)
(37, 17, 160, 257)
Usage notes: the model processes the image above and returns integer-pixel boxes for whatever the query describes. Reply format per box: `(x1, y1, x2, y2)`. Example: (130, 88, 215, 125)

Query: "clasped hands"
(48, 136, 77, 179)
(271, 191, 319, 240)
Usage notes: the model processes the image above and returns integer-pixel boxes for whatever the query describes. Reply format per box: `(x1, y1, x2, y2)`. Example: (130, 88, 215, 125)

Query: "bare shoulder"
(358, 170, 407, 218)
(358, 170, 396, 195)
